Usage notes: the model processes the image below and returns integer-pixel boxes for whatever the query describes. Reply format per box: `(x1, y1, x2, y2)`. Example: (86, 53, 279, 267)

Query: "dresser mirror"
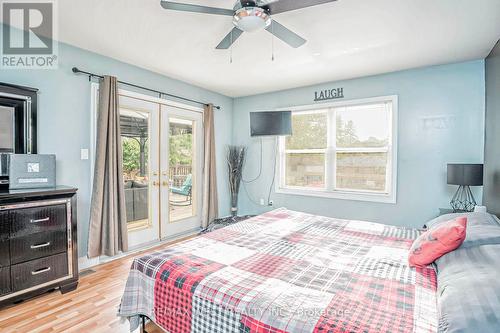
(0, 106, 15, 152)
(0, 82, 38, 154)
(0, 82, 38, 187)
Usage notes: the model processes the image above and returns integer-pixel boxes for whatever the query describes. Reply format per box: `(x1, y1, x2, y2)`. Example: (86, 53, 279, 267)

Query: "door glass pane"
(285, 153, 325, 188)
(336, 104, 389, 148)
(168, 117, 195, 222)
(336, 152, 388, 192)
(120, 109, 150, 227)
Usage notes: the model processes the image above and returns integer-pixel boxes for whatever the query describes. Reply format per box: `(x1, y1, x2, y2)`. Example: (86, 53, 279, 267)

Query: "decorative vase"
(227, 145, 246, 216)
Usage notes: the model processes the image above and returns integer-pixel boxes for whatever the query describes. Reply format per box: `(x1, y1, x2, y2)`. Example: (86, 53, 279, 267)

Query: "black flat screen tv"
(250, 111, 292, 137)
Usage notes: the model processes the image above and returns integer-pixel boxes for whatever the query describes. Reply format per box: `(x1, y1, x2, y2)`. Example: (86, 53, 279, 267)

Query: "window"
(278, 96, 397, 203)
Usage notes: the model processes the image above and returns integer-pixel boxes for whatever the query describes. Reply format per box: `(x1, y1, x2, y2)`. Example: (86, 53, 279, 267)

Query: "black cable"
(242, 138, 263, 183)
(241, 137, 278, 207)
(242, 181, 264, 207)
(241, 137, 265, 206)
(267, 137, 278, 205)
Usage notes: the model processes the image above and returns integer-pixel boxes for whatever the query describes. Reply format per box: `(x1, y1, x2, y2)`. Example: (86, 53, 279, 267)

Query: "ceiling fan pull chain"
(230, 29, 234, 64)
(271, 23, 275, 61)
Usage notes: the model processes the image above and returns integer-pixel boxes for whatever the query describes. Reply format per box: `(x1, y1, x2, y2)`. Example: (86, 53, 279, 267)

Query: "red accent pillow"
(408, 217, 467, 268)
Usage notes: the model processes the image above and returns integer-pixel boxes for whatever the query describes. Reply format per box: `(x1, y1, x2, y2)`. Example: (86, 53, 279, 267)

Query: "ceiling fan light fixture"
(233, 7, 271, 33)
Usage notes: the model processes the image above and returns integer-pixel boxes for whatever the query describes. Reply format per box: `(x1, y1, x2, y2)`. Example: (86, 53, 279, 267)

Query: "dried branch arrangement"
(227, 145, 246, 216)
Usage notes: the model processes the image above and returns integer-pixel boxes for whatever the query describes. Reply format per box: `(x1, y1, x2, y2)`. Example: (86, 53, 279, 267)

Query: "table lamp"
(447, 163, 483, 212)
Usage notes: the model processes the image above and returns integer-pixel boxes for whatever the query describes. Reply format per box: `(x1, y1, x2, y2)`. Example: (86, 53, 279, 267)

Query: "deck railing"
(169, 165, 192, 186)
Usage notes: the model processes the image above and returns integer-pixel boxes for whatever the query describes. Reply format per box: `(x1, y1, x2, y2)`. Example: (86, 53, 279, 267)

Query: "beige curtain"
(88, 76, 128, 258)
(201, 104, 219, 228)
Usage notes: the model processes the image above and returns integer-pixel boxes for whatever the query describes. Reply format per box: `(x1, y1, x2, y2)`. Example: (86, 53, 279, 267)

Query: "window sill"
(275, 187, 396, 204)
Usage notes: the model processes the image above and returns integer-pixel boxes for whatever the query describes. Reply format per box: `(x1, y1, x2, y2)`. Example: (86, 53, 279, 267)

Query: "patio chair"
(170, 174, 192, 205)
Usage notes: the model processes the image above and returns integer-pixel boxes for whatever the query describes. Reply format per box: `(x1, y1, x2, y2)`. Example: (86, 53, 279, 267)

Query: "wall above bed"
(232, 60, 485, 228)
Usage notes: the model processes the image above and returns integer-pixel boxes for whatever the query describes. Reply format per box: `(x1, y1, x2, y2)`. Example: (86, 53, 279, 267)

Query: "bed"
(118, 209, 500, 333)
(118, 208, 500, 332)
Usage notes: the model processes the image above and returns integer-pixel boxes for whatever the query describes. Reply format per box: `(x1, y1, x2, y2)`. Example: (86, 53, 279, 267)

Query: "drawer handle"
(30, 242, 51, 249)
(30, 217, 50, 223)
(31, 267, 51, 275)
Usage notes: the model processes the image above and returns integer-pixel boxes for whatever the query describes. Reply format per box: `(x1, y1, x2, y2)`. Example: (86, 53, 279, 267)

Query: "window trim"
(276, 95, 398, 204)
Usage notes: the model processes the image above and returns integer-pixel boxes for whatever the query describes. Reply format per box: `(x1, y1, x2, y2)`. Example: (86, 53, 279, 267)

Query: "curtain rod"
(72, 67, 221, 110)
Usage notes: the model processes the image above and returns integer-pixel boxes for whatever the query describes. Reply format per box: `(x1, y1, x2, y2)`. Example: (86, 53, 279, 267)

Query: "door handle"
(31, 267, 51, 275)
(30, 242, 51, 249)
(153, 181, 160, 187)
(30, 217, 49, 224)
(162, 181, 169, 187)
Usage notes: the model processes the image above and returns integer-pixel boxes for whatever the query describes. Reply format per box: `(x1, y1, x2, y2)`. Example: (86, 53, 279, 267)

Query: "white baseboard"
(77, 227, 201, 272)
(78, 256, 100, 271)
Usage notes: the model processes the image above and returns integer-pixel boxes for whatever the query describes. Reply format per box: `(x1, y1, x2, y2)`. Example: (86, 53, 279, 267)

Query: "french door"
(160, 106, 203, 239)
(119, 95, 160, 248)
(118, 93, 203, 248)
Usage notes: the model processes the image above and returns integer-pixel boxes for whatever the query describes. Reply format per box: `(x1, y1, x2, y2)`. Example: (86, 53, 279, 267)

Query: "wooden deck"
(168, 192, 194, 222)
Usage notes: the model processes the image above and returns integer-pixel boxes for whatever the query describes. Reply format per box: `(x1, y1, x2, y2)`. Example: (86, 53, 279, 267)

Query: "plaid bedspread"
(118, 208, 438, 333)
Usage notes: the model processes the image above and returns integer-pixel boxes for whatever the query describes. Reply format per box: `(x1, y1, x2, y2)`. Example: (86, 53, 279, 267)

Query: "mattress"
(118, 208, 438, 332)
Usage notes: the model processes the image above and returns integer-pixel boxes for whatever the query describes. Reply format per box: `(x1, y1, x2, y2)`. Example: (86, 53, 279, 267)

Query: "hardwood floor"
(0, 237, 193, 333)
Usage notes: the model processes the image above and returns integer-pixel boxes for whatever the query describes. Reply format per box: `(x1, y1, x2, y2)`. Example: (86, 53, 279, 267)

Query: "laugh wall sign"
(314, 87, 344, 102)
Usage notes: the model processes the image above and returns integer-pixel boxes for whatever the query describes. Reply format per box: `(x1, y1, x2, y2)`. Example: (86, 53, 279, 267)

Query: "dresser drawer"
(0, 239, 9, 267)
(1, 203, 67, 238)
(0, 216, 8, 238)
(0, 213, 9, 267)
(10, 229, 67, 265)
(11, 253, 68, 292)
(0, 267, 10, 296)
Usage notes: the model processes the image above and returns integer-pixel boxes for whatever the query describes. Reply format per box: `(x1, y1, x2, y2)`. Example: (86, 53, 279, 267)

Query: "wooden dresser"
(0, 186, 78, 306)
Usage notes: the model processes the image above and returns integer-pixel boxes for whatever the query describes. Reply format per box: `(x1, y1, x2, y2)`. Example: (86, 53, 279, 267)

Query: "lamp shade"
(447, 164, 483, 186)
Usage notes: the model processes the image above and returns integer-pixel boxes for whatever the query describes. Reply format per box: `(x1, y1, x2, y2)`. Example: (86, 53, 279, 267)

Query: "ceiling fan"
(160, 0, 338, 49)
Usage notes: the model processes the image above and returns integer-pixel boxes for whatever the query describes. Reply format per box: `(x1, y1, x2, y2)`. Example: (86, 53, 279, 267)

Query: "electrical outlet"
(259, 198, 265, 206)
(268, 200, 274, 206)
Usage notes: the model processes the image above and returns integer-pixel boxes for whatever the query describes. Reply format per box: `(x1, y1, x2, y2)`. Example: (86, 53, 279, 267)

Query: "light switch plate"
(81, 149, 89, 160)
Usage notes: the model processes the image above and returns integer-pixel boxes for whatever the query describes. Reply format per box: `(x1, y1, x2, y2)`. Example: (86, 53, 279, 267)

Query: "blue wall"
(232, 61, 485, 227)
(0, 34, 234, 257)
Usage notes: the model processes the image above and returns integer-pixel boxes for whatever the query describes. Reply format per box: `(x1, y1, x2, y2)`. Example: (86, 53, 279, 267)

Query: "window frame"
(276, 95, 398, 204)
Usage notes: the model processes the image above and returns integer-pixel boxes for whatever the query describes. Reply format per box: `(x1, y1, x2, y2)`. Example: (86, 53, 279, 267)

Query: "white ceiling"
(56, 0, 500, 97)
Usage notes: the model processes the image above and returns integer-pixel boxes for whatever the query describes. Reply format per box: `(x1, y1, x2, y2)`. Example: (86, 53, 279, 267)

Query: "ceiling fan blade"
(265, 20, 306, 48)
(263, 0, 337, 15)
(216, 27, 244, 49)
(160, 1, 234, 16)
